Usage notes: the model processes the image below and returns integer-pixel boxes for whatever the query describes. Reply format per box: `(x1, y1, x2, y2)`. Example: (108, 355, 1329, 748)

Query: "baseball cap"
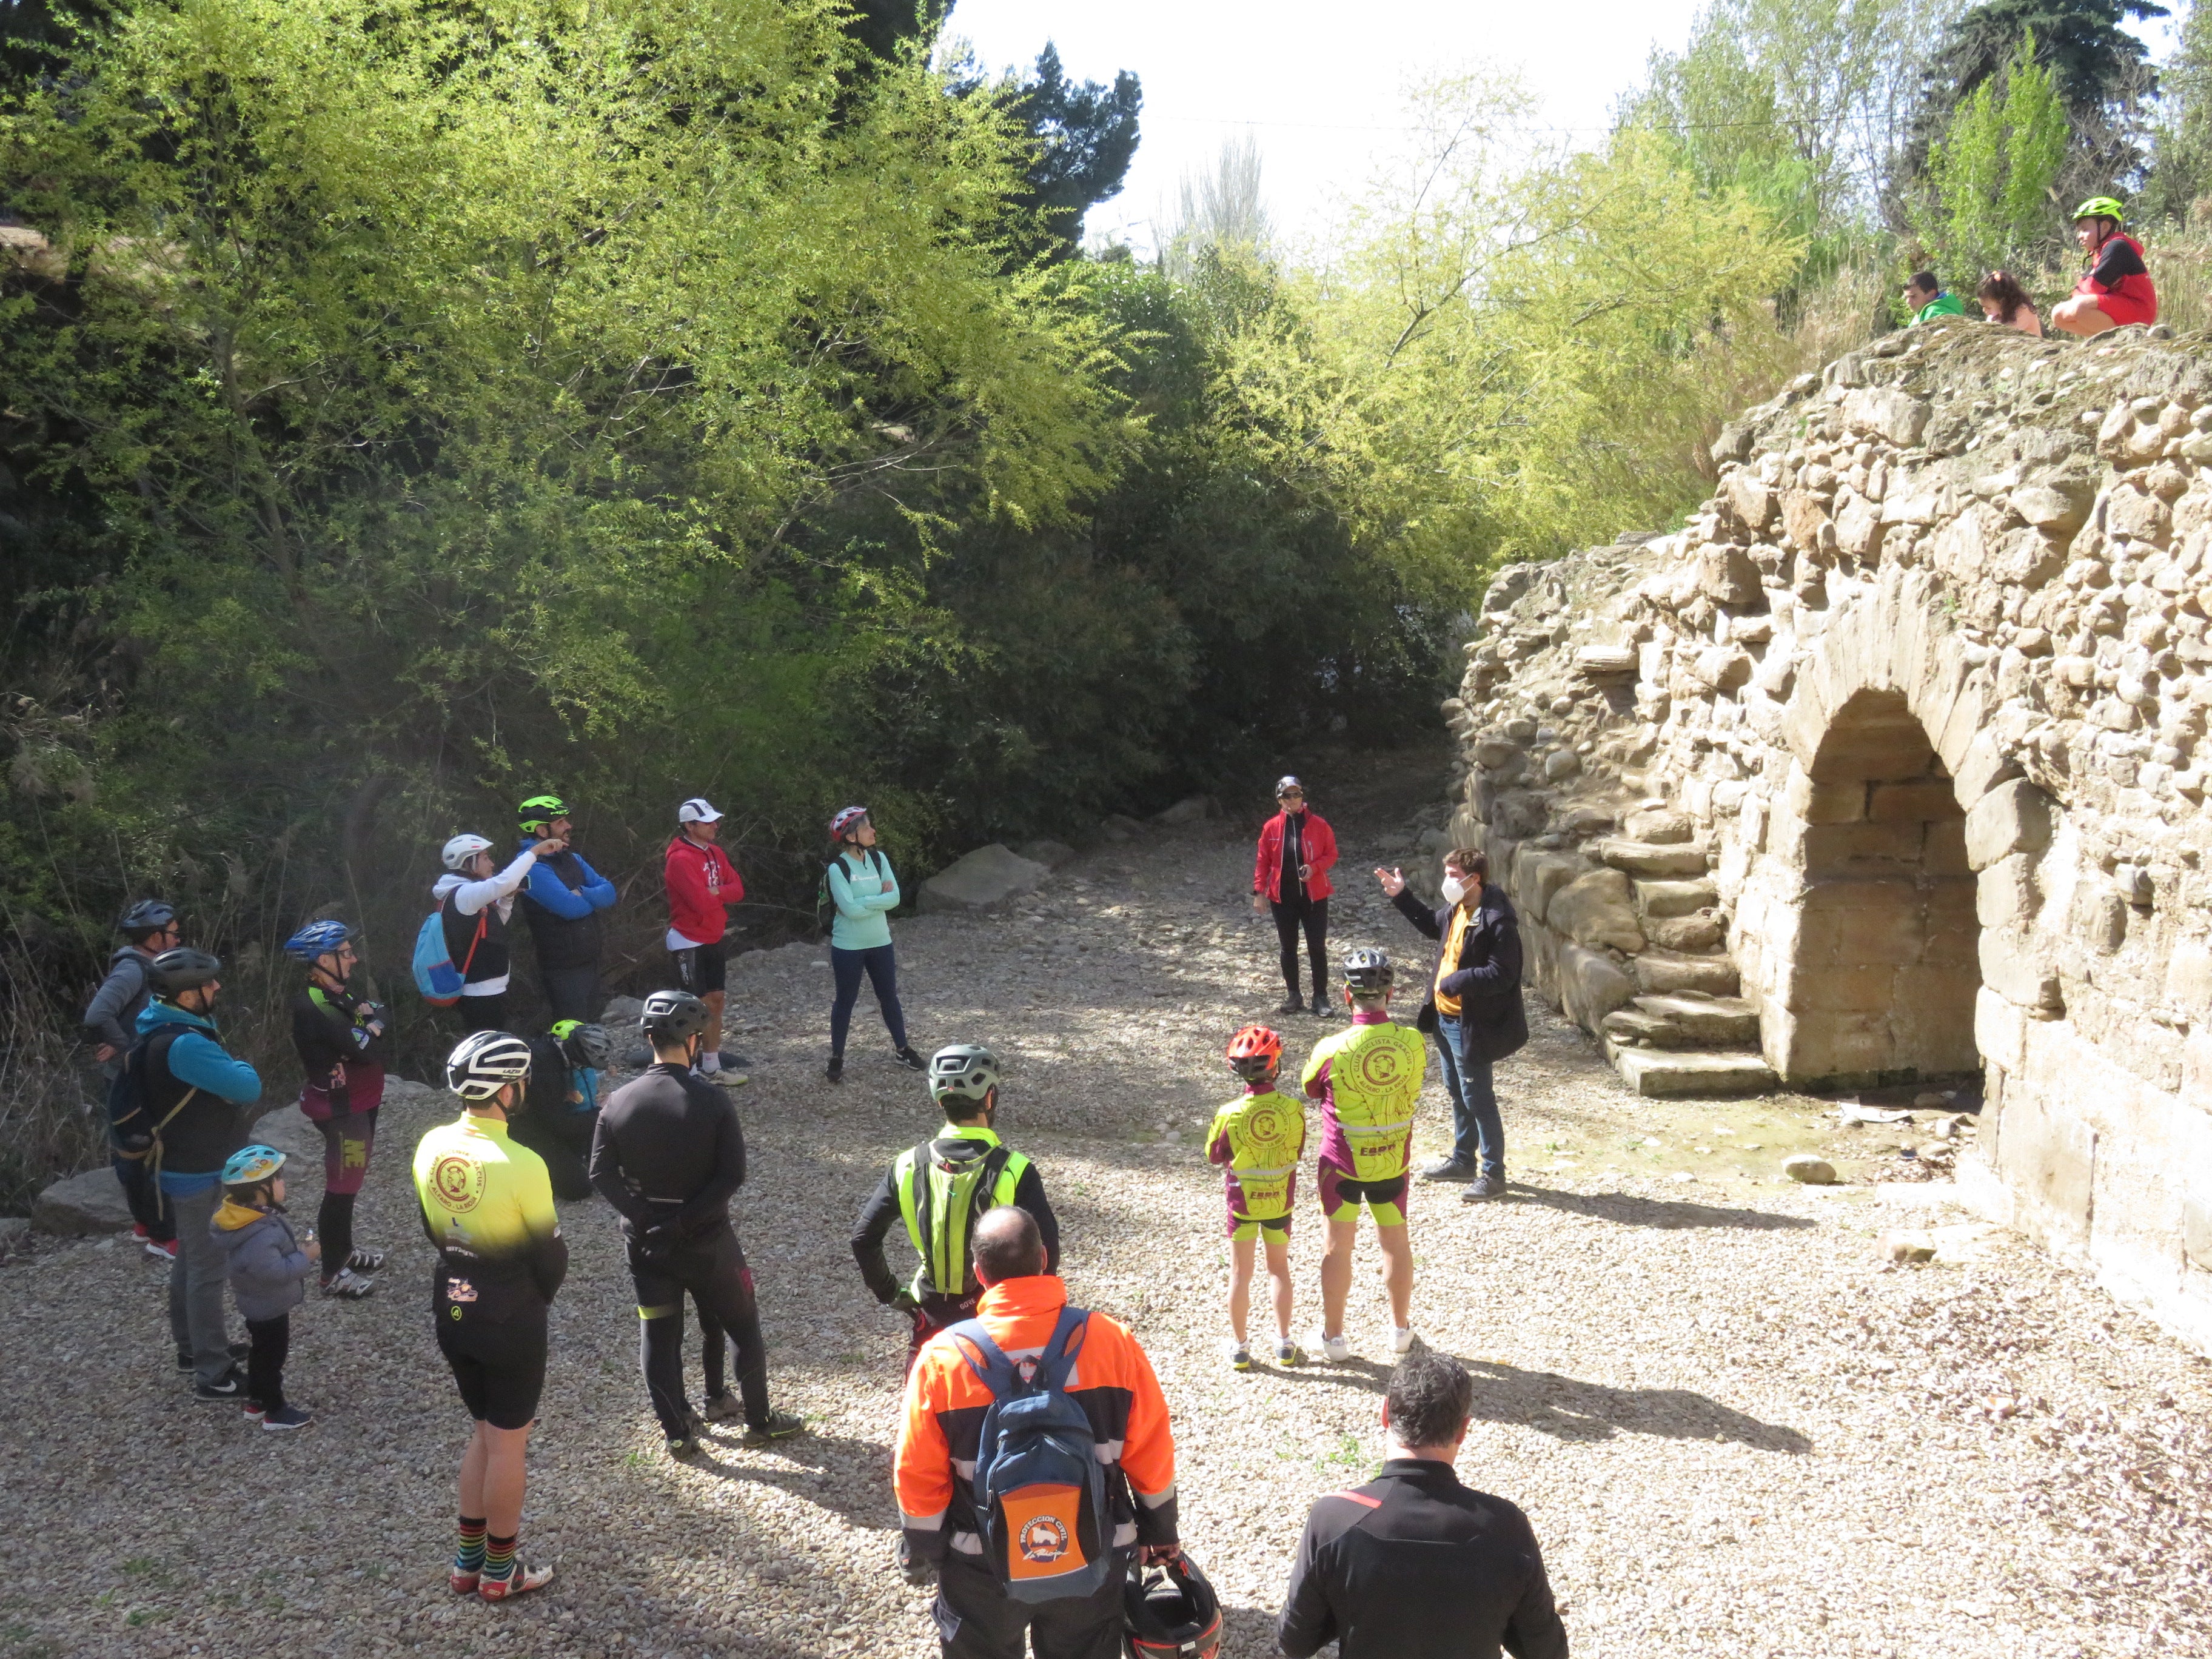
(677, 797, 723, 824)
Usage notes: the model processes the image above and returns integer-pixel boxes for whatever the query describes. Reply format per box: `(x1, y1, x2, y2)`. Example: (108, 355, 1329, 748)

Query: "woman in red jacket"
(1251, 776, 1339, 1016)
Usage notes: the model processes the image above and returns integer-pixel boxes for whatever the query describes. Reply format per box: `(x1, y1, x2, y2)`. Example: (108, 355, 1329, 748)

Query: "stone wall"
(1444, 318, 2212, 1352)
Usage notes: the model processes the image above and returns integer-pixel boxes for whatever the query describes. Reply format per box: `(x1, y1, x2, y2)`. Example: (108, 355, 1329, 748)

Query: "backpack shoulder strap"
(1034, 1305, 1090, 1390)
(948, 1318, 1016, 1397)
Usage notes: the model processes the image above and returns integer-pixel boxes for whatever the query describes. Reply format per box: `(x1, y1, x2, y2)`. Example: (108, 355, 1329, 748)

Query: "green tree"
(1911, 35, 2073, 279)
(2145, 0, 2212, 220)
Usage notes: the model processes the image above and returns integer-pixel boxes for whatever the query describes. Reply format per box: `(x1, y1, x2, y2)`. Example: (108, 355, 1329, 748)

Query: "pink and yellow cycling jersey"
(1301, 1011, 1425, 1184)
(1206, 1087, 1307, 1222)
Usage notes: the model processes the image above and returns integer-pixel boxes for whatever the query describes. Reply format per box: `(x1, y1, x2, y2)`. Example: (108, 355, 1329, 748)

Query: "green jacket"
(1911, 292, 1966, 325)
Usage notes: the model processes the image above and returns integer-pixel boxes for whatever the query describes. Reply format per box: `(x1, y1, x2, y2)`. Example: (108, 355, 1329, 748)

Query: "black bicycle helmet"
(1122, 1553, 1224, 1659)
(119, 899, 177, 938)
(148, 946, 222, 996)
(553, 1019, 612, 1071)
(1342, 946, 1394, 994)
(640, 989, 711, 1045)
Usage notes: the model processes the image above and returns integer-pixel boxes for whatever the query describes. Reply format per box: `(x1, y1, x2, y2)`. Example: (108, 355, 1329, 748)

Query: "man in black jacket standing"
(1376, 848, 1526, 1201)
(1278, 1350, 1567, 1659)
(590, 990, 802, 1458)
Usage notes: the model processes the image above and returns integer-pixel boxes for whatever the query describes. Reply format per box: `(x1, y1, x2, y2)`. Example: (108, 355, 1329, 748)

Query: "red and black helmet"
(1225, 1025, 1284, 1079)
(1123, 1553, 1222, 1659)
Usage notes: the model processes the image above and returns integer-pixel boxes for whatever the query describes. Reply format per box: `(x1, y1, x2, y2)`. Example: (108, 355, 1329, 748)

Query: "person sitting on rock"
(1976, 270, 2043, 338)
(2053, 198, 2157, 337)
(1903, 270, 1965, 326)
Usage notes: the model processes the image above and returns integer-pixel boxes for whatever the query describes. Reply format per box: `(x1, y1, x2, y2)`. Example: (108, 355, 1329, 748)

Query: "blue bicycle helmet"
(222, 1144, 287, 1187)
(284, 919, 358, 964)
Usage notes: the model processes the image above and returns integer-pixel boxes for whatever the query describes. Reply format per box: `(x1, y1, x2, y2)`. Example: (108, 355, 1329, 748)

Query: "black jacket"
(1278, 1459, 1567, 1659)
(589, 1064, 746, 1242)
(1391, 883, 1528, 1061)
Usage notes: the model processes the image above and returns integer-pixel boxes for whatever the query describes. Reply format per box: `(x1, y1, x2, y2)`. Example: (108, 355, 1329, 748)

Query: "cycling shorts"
(672, 939, 727, 995)
(1319, 1164, 1409, 1226)
(1227, 1212, 1292, 1242)
(434, 1302, 547, 1429)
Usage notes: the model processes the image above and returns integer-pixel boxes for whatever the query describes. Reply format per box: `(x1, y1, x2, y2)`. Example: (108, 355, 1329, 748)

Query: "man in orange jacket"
(894, 1206, 1181, 1658)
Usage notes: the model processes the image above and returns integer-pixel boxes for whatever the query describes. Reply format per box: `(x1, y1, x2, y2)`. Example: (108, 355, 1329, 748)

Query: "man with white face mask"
(1374, 849, 1526, 1201)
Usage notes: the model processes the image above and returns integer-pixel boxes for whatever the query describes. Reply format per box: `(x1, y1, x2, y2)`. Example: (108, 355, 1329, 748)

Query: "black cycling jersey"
(588, 1064, 745, 1239)
(1278, 1459, 1566, 1659)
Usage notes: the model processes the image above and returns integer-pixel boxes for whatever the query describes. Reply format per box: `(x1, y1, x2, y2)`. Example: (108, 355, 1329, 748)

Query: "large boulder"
(920, 844, 1051, 914)
(1016, 840, 1078, 870)
(33, 1167, 134, 1236)
(1545, 869, 1646, 953)
(1153, 796, 1216, 827)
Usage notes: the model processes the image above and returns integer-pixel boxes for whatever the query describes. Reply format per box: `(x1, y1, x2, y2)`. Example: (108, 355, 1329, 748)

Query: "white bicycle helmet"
(441, 833, 494, 872)
(446, 1030, 533, 1101)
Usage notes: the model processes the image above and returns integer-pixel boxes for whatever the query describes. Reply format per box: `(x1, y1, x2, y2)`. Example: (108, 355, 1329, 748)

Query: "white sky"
(941, 0, 2184, 258)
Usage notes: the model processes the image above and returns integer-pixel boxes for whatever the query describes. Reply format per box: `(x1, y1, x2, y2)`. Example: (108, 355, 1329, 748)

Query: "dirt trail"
(4, 746, 2208, 1657)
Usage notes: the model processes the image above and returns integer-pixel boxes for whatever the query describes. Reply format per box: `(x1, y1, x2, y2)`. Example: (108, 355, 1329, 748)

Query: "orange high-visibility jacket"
(894, 1273, 1179, 1566)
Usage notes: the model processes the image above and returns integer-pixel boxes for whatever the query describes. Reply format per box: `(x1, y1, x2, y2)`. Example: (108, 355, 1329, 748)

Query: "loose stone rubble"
(1443, 319, 2212, 1351)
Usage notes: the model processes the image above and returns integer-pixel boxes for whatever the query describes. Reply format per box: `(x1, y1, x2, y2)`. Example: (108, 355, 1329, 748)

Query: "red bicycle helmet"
(1225, 1025, 1284, 1079)
(1122, 1553, 1223, 1659)
(829, 805, 870, 840)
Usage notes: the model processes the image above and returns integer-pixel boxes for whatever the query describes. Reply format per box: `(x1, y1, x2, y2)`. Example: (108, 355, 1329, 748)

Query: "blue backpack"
(411, 904, 485, 1006)
(952, 1305, 1114, 1603)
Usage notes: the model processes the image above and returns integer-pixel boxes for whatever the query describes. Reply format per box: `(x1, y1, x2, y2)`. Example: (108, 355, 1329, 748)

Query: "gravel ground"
(5, 749, 2210, 1658)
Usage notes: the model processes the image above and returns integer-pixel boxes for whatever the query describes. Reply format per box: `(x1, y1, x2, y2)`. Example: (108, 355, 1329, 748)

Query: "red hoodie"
(665, 833, 743, 947)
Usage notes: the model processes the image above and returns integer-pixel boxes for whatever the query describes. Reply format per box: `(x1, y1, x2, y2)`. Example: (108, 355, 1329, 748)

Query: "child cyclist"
(284, 920, 388, 1298)
(2053, 196, 2157, 337)
(1208, 1025, 1306, 1370)
(210, 1144, 320, 1429)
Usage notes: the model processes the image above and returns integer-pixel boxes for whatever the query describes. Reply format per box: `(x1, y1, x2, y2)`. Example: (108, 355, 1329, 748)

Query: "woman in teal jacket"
(824, 806, 924, 1084)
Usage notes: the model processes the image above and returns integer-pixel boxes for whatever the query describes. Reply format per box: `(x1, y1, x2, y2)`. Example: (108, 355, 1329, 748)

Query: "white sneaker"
(1390, 1326, 1416, 1355)
(320, 1267, 376, 1299)
(1316, 1332, 1353, 1362)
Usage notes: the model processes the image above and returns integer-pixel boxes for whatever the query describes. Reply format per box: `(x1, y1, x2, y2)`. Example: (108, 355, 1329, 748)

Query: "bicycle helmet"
(2072, 195, 2126, 225)
(1342, 946, 1395, 994)
(149, 946, 223, 996)
(441, 833, 494, 871)
(640, 990, 711, 1045)
(118, 899, 177, 938)
(552, 1019, 612, 1070)
(928, 1043, 999, 1107)
(1122, 1553, 1224, 1659)
(1225, 1025, 1284, 1081)
(221, 1144, 287, 1188)
(446, 1030, 533, 1101)
(830, 805, 870, 839)
(283, 919, 357, 964)
(1274, 775, 1304, 798)
(518, 794, 569, 833)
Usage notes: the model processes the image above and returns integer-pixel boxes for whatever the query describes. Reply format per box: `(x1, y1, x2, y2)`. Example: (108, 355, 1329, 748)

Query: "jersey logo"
(1240, 1099, 1299, 1160)
(1017, 1515, 1070, 1564)
(1352, 1039, 1413, 1093)
(446, 1276, 477, 1302)
(431, 1151, 485, 1213)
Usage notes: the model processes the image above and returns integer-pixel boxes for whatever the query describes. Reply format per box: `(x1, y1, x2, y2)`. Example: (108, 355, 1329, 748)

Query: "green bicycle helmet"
(2072, 196, 2126, 225)
(518, 794, 569, 834)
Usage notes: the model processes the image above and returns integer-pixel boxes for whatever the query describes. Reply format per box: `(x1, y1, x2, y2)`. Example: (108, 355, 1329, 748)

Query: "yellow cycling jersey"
(412, 1110, 561, 1271)
(1301, 1015, 1426, 1183)
(1206, 1087, 1307, 1221)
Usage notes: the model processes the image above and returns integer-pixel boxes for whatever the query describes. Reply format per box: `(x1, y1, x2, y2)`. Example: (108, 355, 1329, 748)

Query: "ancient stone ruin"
(1443, 318, 2212, 1351)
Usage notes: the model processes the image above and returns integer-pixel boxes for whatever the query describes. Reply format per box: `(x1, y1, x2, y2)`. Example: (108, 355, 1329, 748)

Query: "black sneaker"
(1275, 997, 1305, 1016)
(1310, 996, 1335, 1019)
(742, 1410, 806, 1446)
(665, 1433, 703, 1460)
(192, 1368, 248, 1403)
(1461, 1175, 1506, 1202)
(893, 1047, 925, 1072)
(825, 1056, 844, 1085)
(1419, 1156, 1475, 1182)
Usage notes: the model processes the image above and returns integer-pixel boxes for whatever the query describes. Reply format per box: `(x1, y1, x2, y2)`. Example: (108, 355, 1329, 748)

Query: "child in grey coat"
(210, 1144, 320, 1429)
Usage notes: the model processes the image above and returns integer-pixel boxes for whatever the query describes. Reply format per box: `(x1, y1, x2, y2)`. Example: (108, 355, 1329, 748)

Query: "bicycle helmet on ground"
(518, 794, 569, 833)
(552, 1019, 612, 1070)
(1342, 947, 1394, 994)
(928, 1043, 999, 1107)
(446, 1031, 533, 1101)
(830, 805, 870, 839)
(441, 833, 494, 871)
(2072, 195, 2126, 224)
(221, 1144, 287, 1188)
(149, 947, 223, 996)
(1225, 1025, 1284, 1080)
(1122, 1553, 1224, 1659)
(640, 990, 711, 1046)
(118, 899, 177, 938)
(283, 919, 357, 963)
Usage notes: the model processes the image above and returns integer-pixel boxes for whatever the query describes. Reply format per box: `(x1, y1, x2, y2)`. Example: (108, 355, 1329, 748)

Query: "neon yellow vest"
(893, 1125, 1030, 1299)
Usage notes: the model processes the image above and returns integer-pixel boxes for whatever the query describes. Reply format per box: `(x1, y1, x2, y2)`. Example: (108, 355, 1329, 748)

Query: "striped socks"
(483, 1532, 518, 1583)
(454, 1517, 486, 1578)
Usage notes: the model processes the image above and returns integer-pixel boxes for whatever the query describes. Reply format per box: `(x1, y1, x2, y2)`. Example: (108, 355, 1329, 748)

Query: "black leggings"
(697, 1296, 726, 1397)
(246, 1314, 289, 1412)
(1272, 896, 1329, 1002)
(830, 943, 908, 1058)
(629, 1227, 771, 1434)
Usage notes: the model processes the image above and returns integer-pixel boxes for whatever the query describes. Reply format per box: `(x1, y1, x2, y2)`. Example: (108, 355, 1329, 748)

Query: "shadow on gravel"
(684, 1429, 897, 1529)
(1463, 1358, 1811, 1453)
(1504, 1182, 1816, 1233)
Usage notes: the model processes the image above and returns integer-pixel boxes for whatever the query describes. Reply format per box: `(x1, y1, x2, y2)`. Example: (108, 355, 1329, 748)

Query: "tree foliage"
(1911, 34, 2073, 278)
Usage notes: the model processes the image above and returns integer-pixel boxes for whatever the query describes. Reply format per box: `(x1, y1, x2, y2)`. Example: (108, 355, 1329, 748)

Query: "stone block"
(2013, 480, 2092, 534)
(1609, 1047, 1777, 1098)
(1836, 493, 1886, 560)
(1632, 950, 1741, 995)
(1645, 911, 1724, 952)
(1775, 960, 1897, 1014)
(1687, 646, 1754, 691)
(1976, 986, 2028, 1072)
(33, 1168, 133, 1236)
(1799, 820, 1934, 870)
(2106, 486, 2173, 546)
(1513, 851, 1589, 925)
(1557, 943, 1637, 1030)
(1844, 387, 1931, 447)
(1976, 854, 2040, 929)
(1781, 767, 1866, 824)
(1623, 807, 1694, 843)
(1866, 780, 1960, 822)
(1993, 1089, 2096, 1248)
(1721, 472, 1774, 534)
(1924, 818, 1971, 877)
(1636, 877, 1718, 919)
(919, 844, 1050, 914)
(1781, 491, 1833, 555)
(1979, 928, 2062, 1013)
(1597, 839, 1709, 879)
(1629, 992, 1760, 1044)
(1545, 868, 1646, 953)
(1963, 779, 2056, 870)
(1697, 544, 1761, 605)
(2167, 940, 2212, 1012)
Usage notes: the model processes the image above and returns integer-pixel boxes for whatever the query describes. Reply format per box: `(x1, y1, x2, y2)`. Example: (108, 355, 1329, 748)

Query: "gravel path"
(5, 751, 2210, 1657)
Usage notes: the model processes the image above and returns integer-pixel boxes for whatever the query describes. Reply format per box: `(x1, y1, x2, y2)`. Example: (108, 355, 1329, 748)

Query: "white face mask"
(1439, 874, 1469, 907)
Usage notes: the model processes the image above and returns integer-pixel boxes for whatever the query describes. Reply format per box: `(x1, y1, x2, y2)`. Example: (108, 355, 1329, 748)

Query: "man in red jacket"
(664, 798, 746, 1080)
(1251, 776, 1339, 1017)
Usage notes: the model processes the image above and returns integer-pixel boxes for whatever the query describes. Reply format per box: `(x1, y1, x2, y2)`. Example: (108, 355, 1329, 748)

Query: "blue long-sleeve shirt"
(518, 842, 617, 919)
(134, 1002, 261, 1194)
(826, 850, 900, 950)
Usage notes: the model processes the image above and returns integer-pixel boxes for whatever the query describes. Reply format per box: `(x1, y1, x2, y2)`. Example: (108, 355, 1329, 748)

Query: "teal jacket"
(826, 849, 899, 950)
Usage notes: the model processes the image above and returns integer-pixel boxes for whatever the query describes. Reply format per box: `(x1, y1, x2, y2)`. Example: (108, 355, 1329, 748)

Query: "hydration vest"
(894, 1130, 1031, 1301)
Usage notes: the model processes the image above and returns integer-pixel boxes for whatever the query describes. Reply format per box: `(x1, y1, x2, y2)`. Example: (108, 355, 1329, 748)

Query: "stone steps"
(1598, 990, 1760, 1049)
(1604, 1042, 1779, 1098)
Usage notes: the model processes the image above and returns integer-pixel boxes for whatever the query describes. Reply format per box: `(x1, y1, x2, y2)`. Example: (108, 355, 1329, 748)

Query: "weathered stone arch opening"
(1763, 687, 1981, 1087)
